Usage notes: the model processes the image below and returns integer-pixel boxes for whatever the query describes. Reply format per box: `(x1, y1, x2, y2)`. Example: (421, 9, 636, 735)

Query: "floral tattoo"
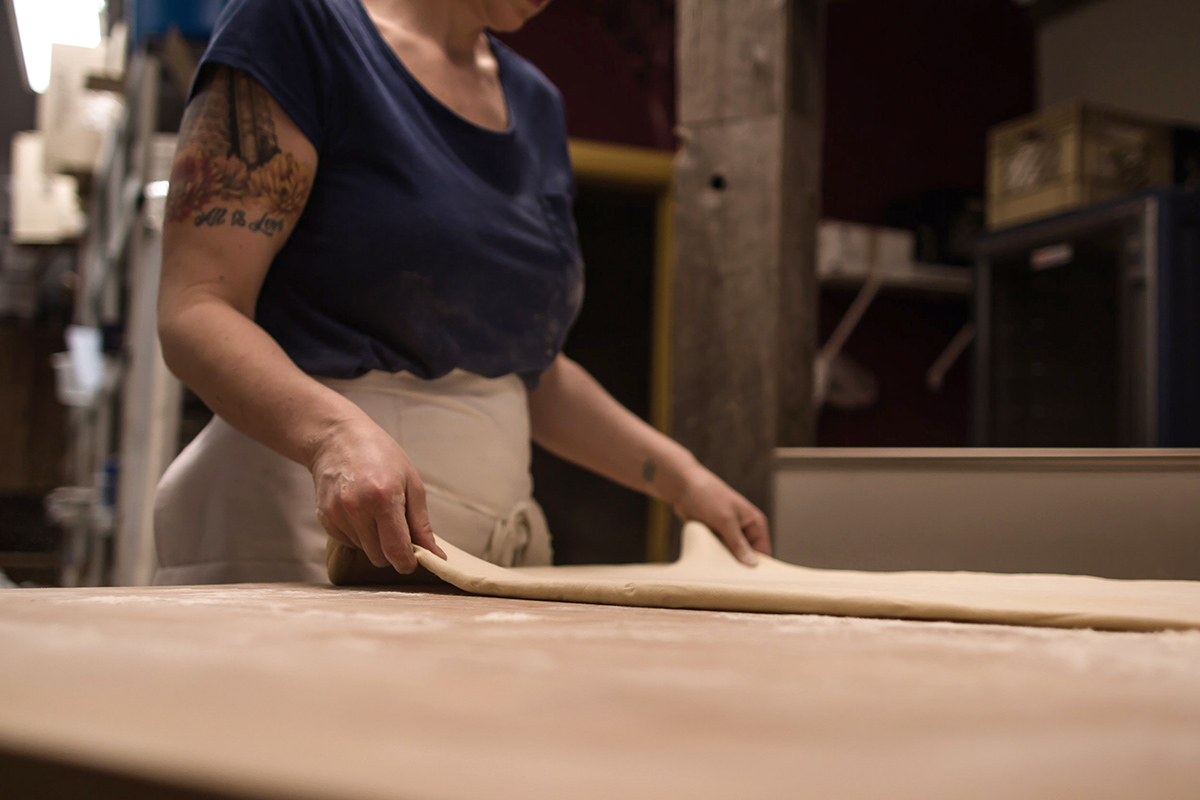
(165, 66, 313, 236)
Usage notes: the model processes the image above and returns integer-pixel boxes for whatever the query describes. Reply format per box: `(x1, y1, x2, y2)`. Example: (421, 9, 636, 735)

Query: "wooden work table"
(2, 583, 1199, 799)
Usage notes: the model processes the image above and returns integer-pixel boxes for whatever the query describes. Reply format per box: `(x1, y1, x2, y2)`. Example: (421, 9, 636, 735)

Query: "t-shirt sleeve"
(189, 0, 333, 152)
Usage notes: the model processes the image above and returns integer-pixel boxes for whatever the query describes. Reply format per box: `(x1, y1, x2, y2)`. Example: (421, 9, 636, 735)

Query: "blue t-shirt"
(194, 0, 584, 387)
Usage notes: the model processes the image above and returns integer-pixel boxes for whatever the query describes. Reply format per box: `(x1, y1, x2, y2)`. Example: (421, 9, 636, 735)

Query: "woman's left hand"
(672, 465, 771, 566)
(528, 355, 771, 566)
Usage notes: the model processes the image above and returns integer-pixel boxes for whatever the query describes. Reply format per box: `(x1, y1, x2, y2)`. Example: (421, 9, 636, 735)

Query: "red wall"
(822, 0, 1036, 223)
(498, 1, 675, 150)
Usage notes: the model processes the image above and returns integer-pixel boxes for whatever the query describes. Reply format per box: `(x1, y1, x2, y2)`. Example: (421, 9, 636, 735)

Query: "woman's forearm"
(159, 289, 370, 469)
(529, 355, 771, 562)
(527, 355, 701, 504)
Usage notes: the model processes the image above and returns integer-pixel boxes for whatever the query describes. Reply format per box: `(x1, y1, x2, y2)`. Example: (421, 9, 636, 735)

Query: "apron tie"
(424, 483, 551, 568)
(482, 497, 550, 568)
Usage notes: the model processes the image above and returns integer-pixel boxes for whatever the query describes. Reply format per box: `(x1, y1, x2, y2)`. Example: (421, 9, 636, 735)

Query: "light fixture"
(144, 180, 169, 199)
(7, 0, 106, 93)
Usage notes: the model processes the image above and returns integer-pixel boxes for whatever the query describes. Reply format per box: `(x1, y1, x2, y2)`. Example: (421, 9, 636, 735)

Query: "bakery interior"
(2, 1, 1199, 798)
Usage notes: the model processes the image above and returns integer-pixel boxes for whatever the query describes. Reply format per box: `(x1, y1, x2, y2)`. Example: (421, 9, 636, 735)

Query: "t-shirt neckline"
(350, 0, 517, 137)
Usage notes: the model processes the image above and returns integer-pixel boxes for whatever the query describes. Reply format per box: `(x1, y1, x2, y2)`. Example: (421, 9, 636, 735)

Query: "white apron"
(153, 370, 552, 585)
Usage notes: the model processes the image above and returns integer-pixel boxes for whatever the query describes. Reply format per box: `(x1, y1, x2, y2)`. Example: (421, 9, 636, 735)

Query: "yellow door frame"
(568, 139, 675, 562)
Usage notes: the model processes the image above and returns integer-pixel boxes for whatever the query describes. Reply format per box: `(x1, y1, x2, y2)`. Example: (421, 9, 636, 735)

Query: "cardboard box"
(37, 43, 124, 176)
(10, 132, 86, 244)
(817, 220, 916, 281)
(986, 101, 1173, 230)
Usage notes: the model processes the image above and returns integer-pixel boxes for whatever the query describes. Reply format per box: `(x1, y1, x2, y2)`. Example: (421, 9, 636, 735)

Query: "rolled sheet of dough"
(328, 523, 1200, 632)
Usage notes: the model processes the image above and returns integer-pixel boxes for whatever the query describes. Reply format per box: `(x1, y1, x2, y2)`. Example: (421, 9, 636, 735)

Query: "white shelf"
(819, 262, 973, 294)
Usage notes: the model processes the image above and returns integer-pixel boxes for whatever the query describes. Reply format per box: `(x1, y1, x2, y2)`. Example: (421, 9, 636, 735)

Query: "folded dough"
(330, 522, 1200, 632)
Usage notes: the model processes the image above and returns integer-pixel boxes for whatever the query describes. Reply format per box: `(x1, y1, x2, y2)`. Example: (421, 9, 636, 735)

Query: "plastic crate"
(986, 101, 1173, 231)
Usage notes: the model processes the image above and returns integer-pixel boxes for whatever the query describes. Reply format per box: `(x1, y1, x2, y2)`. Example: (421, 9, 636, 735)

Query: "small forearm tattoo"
(642, 459, 657, 483)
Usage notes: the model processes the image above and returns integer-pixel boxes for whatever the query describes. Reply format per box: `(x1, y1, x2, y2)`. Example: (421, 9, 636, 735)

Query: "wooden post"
(672, 0, 823, 521)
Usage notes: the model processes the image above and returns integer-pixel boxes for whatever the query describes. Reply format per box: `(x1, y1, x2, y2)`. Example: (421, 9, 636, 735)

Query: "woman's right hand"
(309, 416, 447, 573)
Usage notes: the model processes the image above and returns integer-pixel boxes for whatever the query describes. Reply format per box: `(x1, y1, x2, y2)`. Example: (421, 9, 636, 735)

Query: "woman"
(153, 0, 769, 585)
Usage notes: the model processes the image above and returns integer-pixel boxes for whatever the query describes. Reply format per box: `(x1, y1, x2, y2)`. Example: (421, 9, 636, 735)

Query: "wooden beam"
(568, 140, 673, 191)
(672, 0, 823, 520)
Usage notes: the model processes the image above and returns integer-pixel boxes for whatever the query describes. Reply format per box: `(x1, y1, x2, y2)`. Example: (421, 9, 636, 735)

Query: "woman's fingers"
(375, 501, 419, 574)
(308, 417, 444, 573)
(325, 472, 442, 573)
(713, 514, 759, 567)
(402, 478, 447, 560)
(315, 507, 355, 548)
(673, 468, 771, 566)
(343, 480, 418, 574)
(334, 501, 389, 568)
(333, 479, 402, 570)
(740, 504, 772, 556)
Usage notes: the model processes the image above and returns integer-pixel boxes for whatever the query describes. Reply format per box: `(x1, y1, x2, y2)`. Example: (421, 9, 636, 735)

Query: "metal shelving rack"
(52, 50, 181, 587)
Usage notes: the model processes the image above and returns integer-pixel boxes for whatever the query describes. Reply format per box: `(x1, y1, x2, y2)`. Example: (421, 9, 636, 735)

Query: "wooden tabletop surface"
(2, 583, 1200, 800)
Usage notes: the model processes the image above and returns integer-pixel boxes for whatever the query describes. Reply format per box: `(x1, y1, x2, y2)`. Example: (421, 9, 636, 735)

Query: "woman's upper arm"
(160, 64, 318, 319)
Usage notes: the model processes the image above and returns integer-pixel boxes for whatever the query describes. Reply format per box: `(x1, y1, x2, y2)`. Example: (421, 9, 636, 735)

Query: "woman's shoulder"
(210, 0, 356, 41)
(201, 0, 363, 150)
(217, 0, 347, 18)
(203, 0, 374, 86)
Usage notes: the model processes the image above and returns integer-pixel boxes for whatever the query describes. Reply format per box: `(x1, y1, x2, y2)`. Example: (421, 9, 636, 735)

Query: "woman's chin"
(489, 0, 548, 33)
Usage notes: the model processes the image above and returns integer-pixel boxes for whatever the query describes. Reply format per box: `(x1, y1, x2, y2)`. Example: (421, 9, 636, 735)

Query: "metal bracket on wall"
(813, 269, 885, 409)
(926, 323, 976, 393)
(816, 261, 974, 409)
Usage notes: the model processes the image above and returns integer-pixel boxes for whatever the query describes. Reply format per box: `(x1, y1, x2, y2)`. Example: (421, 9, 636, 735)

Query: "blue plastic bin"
(128, 0, 230, 47)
